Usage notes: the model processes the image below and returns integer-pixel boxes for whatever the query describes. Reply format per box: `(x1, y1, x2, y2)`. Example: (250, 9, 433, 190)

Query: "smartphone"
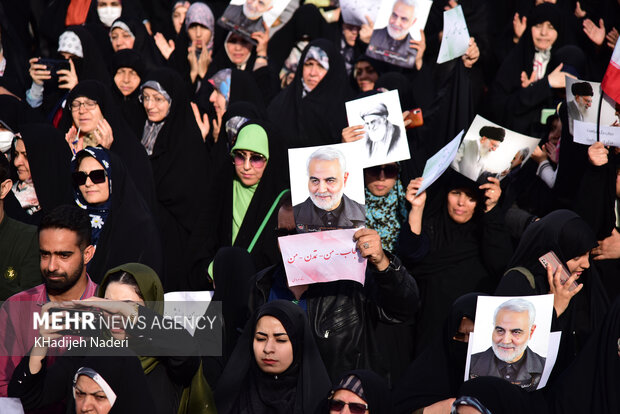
(37, 58, 70, 78)
(405, 108, 423, 129)
(538, 251, 578, 291)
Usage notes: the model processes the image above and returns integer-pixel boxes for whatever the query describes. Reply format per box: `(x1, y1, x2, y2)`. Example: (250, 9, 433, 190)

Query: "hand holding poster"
(451, 115, 540, 184)
(365, 0, 432, 68)
(278, 229, 367, 287)
(437, 5, 470, 64)
(416, 130, 463, 194)
(289, 143, 366, 232)
(340, 0, 381, 27)
(345, 90, 411, 167)
(566, 76, 620, 146)
(218, 0, 291, 42)
(464, 295, 558, 391)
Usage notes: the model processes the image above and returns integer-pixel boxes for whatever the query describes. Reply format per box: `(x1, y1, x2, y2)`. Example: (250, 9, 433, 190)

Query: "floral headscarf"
(364, 176, 407, 252)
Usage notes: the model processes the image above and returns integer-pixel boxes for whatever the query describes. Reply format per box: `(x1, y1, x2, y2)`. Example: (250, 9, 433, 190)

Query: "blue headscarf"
(72, 147, 112, 247)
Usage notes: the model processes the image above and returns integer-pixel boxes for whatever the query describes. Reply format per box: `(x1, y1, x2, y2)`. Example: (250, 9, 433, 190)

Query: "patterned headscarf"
(301, 46, 329, 97)
(185, 2, 215, 50)
(209, 68, 232, 104)
(72, 147, 112, 248)
(364, 176, 407, 252)
(109, 20, 135, 38)
(58, 31, 84, 58)
(304, 46, 329, 71)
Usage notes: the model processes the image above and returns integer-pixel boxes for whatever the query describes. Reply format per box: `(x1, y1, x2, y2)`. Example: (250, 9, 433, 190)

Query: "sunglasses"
(72, 169, 107, 186)
(232, 151, 266, 168)
(328, 399, 368, 413)
(365, 164, 399, 179)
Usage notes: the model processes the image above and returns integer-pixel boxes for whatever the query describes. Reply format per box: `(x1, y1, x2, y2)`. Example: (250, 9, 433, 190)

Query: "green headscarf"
(230, 123, 270, 159)
(98, 263, 163, 374)
(231, 124, 270, 243)
(98, 263, 164, 314)
(99, 264, 216, 414)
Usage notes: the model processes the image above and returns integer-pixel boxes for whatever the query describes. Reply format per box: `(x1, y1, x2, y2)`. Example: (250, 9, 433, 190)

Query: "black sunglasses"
(365, 164, 399, 179)
(328, 399, 368, 413)
(72, 169, 107, 186)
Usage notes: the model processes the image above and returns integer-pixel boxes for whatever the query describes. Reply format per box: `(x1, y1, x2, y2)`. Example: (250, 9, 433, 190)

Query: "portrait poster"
(288, 143, 365, 232)
(340, 0, 381, 27)
(436, 5, 470, 64)
(366, 0, 432, 68)
(464, 295, 557, 391)
(278, 228, 367, 287)
(566, 76, 620, 146)
(345, 89, 411, 168)
(218, 0, 291, 42)
(451, 115, 540, 184)
(416, 130, 463, 195)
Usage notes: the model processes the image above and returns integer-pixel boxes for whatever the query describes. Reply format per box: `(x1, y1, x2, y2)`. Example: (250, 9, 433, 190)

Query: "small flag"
(602, 41, 620, 103)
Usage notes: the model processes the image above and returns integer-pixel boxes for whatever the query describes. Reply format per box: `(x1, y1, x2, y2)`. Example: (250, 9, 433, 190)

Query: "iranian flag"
(602, 41, 620, 103)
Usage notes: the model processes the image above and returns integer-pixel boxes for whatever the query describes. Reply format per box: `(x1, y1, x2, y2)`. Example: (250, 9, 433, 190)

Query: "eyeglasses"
(70, 100, 98, 111)
(72, 169, 107, 186)
(232, 151, 266, 168)
(365, 164, 399, 179)
(138, 94, 167, 105)
(328, 399, 368, 413)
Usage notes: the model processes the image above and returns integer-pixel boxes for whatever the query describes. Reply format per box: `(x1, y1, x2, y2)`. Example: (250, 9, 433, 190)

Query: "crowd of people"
(0, 0, 619, 413)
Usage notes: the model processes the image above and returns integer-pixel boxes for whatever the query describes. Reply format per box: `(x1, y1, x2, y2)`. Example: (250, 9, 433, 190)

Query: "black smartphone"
(37, 58, 70, 78)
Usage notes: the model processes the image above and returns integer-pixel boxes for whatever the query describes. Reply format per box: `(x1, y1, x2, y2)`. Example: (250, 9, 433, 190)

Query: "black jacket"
(249, 253, 419, 383)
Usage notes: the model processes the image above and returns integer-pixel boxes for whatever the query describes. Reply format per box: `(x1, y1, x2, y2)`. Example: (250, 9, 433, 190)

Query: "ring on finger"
(363, 242, 370, 249)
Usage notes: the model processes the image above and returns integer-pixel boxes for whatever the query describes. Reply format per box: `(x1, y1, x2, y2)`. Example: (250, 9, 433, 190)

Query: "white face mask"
(98, 6, 122, 27)
(0, 131, 14, 154)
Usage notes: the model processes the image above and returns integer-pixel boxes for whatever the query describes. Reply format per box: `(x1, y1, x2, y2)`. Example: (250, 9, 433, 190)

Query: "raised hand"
(587, 141, 609, 166)
(354, 228, 390, 271)
(191, 102, 210, 142)
(521, 70, 537, 88)
(28, 57, 51, 85)
(547, 63, 576, 89)
(462, 37, 480, 68)
(606, 27, 619, 49)
(57, 58, 78, 90)
(583, 18, 606, 46)
(513, 13, 527, 43)
(154, 32, 175, 59)
(547, 263, 583, 316)
(359, 15, 374, 44)
(410, 29, 426, 70)
(93, 118, 114, 149)
(342, 125, 365, 143)
(479, 176, 501, 212)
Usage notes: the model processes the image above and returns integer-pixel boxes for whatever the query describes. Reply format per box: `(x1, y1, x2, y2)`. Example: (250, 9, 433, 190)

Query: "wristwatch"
(376, 252, 401, 273)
